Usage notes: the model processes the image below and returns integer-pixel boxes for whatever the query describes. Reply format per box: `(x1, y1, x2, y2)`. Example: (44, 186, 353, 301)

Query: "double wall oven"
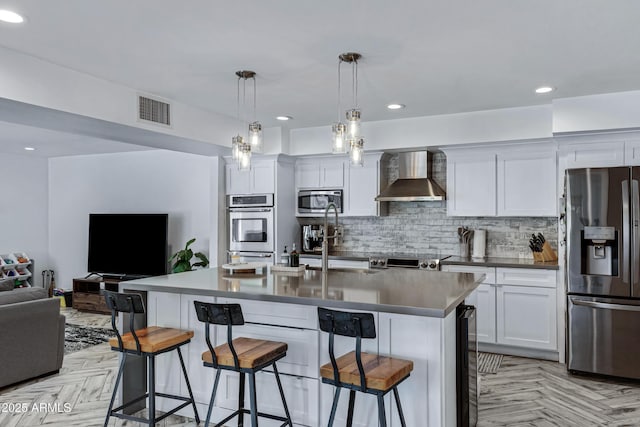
(228, 194, 275, 264)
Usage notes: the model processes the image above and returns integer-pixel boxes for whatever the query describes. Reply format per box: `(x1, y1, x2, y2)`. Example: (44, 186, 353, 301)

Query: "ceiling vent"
(138, 95, 171, 126)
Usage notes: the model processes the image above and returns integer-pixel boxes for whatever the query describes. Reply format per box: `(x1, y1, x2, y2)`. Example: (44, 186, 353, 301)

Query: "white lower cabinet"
(217, 370, 319, 426)
(441, 266, 559, 354)
(464, 283, 496, 344)
(215, 323, 319, 379)
(441, 265, 496, 344)
(496, 285, 557, 350)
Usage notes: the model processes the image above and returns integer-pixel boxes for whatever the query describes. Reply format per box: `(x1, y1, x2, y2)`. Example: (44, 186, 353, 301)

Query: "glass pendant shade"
(238, 143, 251, 171)
(248, 121, 263, 152)
(349, 138, 364, 167)
(346, 109, 361, 139)
(332, 122, 347, 153)
(231, 135, 243, 161)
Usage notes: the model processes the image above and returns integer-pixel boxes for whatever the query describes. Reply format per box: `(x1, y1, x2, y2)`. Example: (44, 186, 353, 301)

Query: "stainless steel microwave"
(297, 190, 343, 214)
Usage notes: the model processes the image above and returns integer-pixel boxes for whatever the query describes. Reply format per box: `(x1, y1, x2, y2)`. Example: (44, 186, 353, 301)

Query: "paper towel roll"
(472, 229, 486, 258)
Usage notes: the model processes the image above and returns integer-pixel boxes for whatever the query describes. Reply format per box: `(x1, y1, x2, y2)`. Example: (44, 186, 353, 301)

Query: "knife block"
(532, 242, 558, 262)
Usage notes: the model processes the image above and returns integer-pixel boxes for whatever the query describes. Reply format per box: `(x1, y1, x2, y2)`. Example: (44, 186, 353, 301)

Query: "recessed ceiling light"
(276, 116, 292, 121)
(24, 147, 35, 151)
(535, 86, 554, 94)
(0, 10, 24, 23)
(387, 103, 405, 110)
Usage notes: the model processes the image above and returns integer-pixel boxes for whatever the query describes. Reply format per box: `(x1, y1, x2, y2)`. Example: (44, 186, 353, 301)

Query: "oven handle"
(227, 250, 273, 258)
(572, 299, 640, 312)
(229, 208, 273, 213)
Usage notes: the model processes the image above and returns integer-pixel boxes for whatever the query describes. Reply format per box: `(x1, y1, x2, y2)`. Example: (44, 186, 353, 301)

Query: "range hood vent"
(375, 151, 446, 202)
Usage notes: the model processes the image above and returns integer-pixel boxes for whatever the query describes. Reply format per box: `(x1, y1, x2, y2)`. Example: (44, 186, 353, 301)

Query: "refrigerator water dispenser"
(581, 226, 618, 276)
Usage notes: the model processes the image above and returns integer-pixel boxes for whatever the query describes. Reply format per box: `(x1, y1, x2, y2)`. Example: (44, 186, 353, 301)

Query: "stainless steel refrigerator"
(567, 167, 640, 379)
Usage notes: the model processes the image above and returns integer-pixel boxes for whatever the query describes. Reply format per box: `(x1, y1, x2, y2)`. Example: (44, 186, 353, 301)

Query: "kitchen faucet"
(322, 202, 340, 278)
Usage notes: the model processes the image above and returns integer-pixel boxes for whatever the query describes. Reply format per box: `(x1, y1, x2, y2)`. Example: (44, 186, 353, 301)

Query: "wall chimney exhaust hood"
(375, 151, 446, 202)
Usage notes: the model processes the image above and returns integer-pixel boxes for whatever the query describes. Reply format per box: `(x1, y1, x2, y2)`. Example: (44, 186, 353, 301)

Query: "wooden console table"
(72, 277, 121, 314)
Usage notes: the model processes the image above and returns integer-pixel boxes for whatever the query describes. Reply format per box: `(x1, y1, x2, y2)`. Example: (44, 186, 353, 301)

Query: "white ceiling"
(1, 0, 640, 152)
(0, 121, 153, 157)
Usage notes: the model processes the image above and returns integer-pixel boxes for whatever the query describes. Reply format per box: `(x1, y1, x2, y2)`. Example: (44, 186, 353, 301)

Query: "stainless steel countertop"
(122, 267, 484, 318)
(299, 251, 559, 270)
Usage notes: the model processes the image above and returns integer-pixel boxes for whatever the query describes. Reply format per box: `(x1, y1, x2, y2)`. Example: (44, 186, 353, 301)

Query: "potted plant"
(169, 238, 210, 273)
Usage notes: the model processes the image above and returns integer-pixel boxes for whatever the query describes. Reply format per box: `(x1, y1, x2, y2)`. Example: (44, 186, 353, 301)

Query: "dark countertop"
(300, 251, 560, 270)
(442, 256, 560, 270)
(123, 267, 484, 318)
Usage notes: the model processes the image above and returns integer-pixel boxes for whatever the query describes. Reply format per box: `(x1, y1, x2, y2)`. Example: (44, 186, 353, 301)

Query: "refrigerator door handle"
(572, 298, 640, 312)
(622, 180, 630, 284)
(633, 179, 639, 287)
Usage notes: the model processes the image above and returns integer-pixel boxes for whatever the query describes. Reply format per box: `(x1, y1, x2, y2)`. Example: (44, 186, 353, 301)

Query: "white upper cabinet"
(321, 158, 345, 188)
(225, 159, 275, 195)
(497, 149, 557, 216)
(446, 151, 497, 216)
(295, 157, 344, 189)
(345, 153, 384, 217)
(445, 141, 557, 217)
(295, 153, 385, 217)
(560, 139, 625, 169)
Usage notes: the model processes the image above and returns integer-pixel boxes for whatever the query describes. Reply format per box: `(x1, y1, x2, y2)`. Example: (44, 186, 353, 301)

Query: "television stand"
(72, 277, 121, 314)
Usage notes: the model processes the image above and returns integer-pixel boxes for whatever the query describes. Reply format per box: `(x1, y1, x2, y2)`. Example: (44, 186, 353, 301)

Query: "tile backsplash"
(300, 152, 558, 258)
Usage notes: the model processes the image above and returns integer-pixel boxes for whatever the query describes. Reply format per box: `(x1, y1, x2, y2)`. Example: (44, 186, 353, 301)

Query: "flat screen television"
(88, 213, 168, 278)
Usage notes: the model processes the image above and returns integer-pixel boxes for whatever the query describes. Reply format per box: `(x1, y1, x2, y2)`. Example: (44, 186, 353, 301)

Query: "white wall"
(48, 150, 218, 290)
(0, 153, 49, 285)
(553, 90, 640, 134)
(0, 45, 239, 148)
(289, 105, 552, 155)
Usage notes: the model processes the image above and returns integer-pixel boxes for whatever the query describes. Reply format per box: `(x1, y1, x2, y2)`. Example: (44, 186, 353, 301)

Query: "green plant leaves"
(169, 238, 210, 273)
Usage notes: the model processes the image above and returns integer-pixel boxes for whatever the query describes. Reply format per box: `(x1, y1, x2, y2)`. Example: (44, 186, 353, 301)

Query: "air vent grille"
(138, 96, 171, 126)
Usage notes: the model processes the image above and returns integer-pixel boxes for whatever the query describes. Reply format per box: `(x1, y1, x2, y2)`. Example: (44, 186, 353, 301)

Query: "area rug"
(478, 352, 504, 374)
(64, 323, 116, 354)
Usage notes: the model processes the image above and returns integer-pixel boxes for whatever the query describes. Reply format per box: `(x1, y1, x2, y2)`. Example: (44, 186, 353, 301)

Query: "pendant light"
(331, 52, 364, 166)
(331, 58, 347, 154)
(248, 75, 263, 152)
(232, 70, 262, 170)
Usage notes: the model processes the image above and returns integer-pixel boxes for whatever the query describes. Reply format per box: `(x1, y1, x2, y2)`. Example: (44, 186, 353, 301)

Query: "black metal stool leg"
(104, 352, 127, 427)
(272, 363, 292, 426)
(176, 347, 200, 424)
(393, 387, 407, 427)
(205, 369, 221, 427)
(377, 394, 387, 427)
(238, 372, 245, 427)
(346, 390, 356, 427)
(327, 387, 341, 427)
(248, 373, 259, 426)
(148, 354, 155, 427)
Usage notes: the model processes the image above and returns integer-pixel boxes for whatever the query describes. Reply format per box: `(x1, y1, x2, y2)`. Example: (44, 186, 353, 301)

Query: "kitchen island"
(121, 267, 483, 427)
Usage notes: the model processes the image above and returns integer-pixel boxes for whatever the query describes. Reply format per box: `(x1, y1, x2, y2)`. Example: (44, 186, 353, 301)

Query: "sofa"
(0, 286, 66, 388)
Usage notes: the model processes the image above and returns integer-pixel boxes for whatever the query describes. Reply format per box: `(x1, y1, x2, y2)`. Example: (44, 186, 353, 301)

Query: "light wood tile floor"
(2, 308, 640, 426)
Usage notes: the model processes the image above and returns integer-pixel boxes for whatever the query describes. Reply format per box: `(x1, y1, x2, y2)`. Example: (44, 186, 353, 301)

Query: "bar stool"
(193, 301, 293, 427)
(103, 291, 200, 427)
(318, 307, 414, 427)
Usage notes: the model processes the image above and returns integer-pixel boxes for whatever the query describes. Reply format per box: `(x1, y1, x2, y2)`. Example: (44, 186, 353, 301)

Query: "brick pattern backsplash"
(299, 152, 558, 258)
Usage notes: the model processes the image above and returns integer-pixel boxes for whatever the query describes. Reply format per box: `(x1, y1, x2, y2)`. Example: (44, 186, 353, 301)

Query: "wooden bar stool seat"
(108, 326, 194, 354)
(202, 336, 287, 369)
(319, 307, 413, 427)
(320, 350, 414, 391)
(194, 301, 293, 427)
(103, 291, 200, 427)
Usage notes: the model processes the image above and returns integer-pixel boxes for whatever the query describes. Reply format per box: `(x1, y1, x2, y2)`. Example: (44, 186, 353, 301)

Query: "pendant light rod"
(337, 60, 342, 122)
